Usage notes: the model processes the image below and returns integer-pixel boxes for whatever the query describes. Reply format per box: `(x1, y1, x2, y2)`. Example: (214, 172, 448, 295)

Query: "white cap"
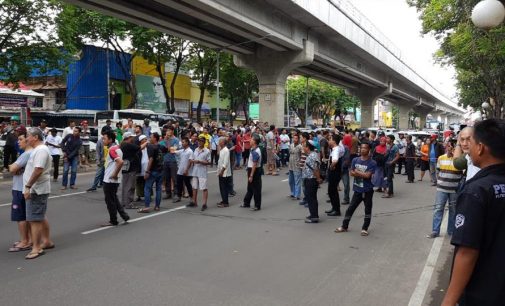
(139, 135, 147, 141)
(123, 132, 134, 139)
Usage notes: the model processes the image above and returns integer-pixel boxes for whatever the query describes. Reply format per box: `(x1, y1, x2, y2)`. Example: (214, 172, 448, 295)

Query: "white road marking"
(281, 179, 289, 182)
(81, 205, 187, 235)
(408, 212, 449, 306)
(208, 170, 217, 173)
(0, 191, 88, 207)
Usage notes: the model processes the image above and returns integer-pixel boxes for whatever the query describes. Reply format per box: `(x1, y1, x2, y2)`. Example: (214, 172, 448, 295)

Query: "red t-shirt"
(343, 134, 352, 149)
(235, 134, 243, 153)
(243, 134, 251, 150)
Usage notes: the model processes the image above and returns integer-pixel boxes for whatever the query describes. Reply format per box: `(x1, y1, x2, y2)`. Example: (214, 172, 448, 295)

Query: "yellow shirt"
(202, 133, 211, 149)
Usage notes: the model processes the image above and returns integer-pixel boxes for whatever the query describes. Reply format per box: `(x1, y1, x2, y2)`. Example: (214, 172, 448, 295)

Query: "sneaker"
(173, 197, 181, 203)
(426, 233, 439, 239)
(201, 204, 208, 211)
(186, 202, 197, 208)
(250, 207, 260, 211)
(299, 201, 306, 206)
(86, 187, 97, 192)
(305, 217, 319, 223)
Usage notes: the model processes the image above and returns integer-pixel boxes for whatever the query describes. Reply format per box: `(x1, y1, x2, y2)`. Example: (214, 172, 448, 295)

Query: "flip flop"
(25, 250, 45, 260)
(8, 245, 32, 252)
(42, 244, 55, 250)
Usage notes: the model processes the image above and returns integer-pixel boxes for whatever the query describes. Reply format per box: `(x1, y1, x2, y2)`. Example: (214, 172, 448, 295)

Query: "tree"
(408, 0, 504, 118)
(131, 27, 190, 113)
(187, 45, 217, 123)
(287, 77, 359, 126)
(56, 4, 138, 108)
(219, 53, 258, 123)
(0, 0, 67, 84)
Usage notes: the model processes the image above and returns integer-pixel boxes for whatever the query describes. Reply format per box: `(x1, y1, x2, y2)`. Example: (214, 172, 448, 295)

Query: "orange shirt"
(421, 144, 429, 161)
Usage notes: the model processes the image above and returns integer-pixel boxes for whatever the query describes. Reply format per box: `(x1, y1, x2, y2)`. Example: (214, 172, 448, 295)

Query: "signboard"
(249, 103, 259, 120)
(0, 94, 28, 107)
(136, 74, 167, 113)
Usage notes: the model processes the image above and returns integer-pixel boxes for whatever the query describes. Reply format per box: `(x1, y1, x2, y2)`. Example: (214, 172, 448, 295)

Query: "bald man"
(453, 127, 480, 181)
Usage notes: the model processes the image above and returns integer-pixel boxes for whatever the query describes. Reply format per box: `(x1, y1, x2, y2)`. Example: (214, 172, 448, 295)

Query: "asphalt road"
(0, 167, 453, 306)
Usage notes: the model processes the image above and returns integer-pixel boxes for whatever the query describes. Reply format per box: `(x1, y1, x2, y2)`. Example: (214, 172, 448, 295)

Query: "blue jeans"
(432, 191, 457, 235)
(341, 168, 350, 203)
(235, 152, 242, 168)
(288, 170, 302, 198)
(91, 164, 104, 189)
(62, 157, 78, 187)
(429, 161, 438, 184)
(144, 171, 163, 208)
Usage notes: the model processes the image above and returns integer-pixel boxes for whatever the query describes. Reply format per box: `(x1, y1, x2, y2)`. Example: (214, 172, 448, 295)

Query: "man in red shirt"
(242, 129, 252, 167)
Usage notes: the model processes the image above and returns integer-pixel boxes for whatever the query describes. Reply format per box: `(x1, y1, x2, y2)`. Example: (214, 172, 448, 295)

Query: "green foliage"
(408, 0, 505, 118)
(219, 53, 258, 122)
(0, 0, 67, 84)
(131, 27, 190, 113)
(187, 44, 217, 122)
(287, 76, 359, 126)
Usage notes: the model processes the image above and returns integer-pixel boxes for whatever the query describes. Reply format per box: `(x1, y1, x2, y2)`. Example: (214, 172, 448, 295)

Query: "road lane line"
(0, 191, 88, 207)
(81, 205, 187, 235)
(408, 212, 448, 306)
(281, 179, 288, 182)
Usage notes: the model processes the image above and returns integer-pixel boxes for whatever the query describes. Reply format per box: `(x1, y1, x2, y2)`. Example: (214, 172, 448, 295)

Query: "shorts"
(11, 190, 26, 222)
(26, 193, 49, 222)
(191, 177, 208, 190)
(420, 159, 429, 171)
(79, 145, 91, 159)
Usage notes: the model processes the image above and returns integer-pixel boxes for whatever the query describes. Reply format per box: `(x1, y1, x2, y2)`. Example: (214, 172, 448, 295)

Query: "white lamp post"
(472, 0, 505, 29)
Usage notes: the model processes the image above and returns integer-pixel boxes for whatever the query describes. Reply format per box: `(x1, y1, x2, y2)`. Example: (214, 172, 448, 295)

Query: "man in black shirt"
(138, 133, 165, 213)
(120, 132, 146, 209)
(443, 119, 505, 306)
(404, 135, 416, 183)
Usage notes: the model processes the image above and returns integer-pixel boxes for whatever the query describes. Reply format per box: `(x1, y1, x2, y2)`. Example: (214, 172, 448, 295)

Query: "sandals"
(25, 250, 45, 260)
(137, 208, 150, 213)
(334, 227, 348, 233)
(361, 230, 369, 236)
(8, 245, 32, 252)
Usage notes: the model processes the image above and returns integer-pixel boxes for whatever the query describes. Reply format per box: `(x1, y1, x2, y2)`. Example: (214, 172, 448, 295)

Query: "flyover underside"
(66, 0, 462, 116)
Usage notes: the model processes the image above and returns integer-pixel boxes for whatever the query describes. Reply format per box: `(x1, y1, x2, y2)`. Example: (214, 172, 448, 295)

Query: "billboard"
(136, 74, 168, 113)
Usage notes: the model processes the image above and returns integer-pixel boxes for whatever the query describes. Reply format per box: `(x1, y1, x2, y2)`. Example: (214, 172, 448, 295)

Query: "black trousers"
(397, 155, 405, 173)
(211, 149, 218, 165)
(219, 176, 231, 204)
(385, 163, 395, 195)
(103, 182, 129, 225)
(3, 145, 17, 169)
(342, 190, 374, 230)
(305, 178, 319, 219)
(176, 175, 193, 198)
(327, 168, 341, 213)
(405, 158, 415, 182)
(51, 155, 60, 180)
(163, 162, 178, 196)
(243, 168, 262, 209)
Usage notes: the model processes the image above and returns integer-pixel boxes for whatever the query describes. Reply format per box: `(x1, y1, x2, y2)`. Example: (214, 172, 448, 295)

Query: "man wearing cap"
(45, 128, 62, 181)
(188, 135, 211, 211)
(80, 120, 91, 168)
(39, 119, 49, 138)
(120, 132, 146, 209)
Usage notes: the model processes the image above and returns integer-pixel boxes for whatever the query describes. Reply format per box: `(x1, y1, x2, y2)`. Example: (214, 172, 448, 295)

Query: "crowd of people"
(3, 115, 505, 306)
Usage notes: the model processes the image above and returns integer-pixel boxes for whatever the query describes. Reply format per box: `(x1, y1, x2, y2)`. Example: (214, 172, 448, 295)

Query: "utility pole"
(216, 51, 220, 124)
(305, 76, 309, 128)
(106, 44, 111, 110)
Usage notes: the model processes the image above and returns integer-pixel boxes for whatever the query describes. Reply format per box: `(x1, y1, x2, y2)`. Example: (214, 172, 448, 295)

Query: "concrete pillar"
(418, 110, 430, 129)
(397, 103, 412, 130)
(234, 40, 314, 127)
(352, 83, 393, 128)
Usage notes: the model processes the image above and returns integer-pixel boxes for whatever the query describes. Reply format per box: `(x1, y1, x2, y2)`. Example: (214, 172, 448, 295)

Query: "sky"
(352, 0, 457, 100)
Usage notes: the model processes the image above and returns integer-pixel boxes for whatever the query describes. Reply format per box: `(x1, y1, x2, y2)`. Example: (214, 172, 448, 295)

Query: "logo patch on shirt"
(493, 184, 505, 198)
(455, 214, 465, 229)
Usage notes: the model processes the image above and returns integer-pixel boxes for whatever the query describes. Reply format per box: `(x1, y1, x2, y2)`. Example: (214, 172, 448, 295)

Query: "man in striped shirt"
(298, 132, 309, 206)
(427, 142, 463, 238)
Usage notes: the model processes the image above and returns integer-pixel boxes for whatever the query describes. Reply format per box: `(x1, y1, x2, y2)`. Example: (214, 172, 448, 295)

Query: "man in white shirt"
(453, 127, 480, 181)
(23, 127, 54, 260)
(45, 128, 62, 182)
(188, 136, 211, 211)
(326, 134, 342, 216)
(61, 120, 76, 139)
(279, 129, 290, 167)
(101, 130, 129, 227)
(173, 136, 194, 203)
(217, 137, 232, 207)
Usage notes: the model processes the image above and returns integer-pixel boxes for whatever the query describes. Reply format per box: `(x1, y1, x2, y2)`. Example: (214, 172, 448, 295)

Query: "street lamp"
(472, 0, 505, 29)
